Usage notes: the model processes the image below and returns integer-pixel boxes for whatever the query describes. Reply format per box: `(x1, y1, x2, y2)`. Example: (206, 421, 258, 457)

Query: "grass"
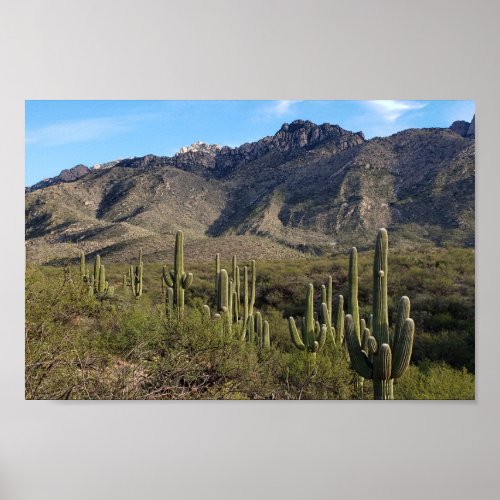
(25, 246, 475, 400)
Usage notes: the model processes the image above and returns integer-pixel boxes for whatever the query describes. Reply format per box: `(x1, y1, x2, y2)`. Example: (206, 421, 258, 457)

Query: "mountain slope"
(25, 119, 475, 263)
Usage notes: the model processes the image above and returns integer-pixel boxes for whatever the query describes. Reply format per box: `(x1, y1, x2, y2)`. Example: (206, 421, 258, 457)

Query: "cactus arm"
(348, 247, 360, 339)
(361, 326, 371, 354)
(373, 228, 390, 345)
(344, 314, 373, 379)
(333, 295, 345, 344)
(288, 317, 306, 350)
(321, 285, 327, 310)
(202, 304, 211, 320)
(163, 266, 173, 287)
(182, 272, 193, 289)
(392, 318, 415, 379)
(367, 336, 377, 358)
(317, 324, 327, 351)
(255, 312, 263, 346)
(327, 275, 333, 322)
(320, 303, 335, 345)
(393, 296, 411, 350)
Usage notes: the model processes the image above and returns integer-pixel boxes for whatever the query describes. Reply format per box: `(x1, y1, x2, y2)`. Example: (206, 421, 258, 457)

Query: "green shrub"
(395, 361, 475, 400)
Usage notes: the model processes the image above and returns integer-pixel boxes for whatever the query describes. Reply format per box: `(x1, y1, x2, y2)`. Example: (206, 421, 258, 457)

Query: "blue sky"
(25, 100, 475, 186)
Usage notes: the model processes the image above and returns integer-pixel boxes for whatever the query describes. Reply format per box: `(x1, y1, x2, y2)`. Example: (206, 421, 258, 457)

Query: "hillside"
(25, 118, 475, 263)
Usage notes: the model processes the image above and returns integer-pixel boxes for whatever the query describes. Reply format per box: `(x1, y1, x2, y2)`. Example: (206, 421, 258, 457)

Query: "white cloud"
(272, 100, 299, 116)
(364, 100, 428, 123)
(26, 114, 152, 146)
(255, 100, 303, 120)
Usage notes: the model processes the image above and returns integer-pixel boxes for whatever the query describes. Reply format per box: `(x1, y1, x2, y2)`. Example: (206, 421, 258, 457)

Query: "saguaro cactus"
(239, 260, 256, 328)
(215, 253, 220, 302)
(92, 255, 113, 296)
(249, 260, 256, 316)
(289, 284, 327, 371)
(93, 254, 101, 293)
(348, 247, 365, 399)
(130, 247, 143, 299)
(163, 231, 193, 317)
(254, 312, 263, 346)
(93, 261, 114, 296)
(320, 275, 333, 325)
(232, 255, 241, 318)
(79, 250, 86, 280)
(262, 321, 270, 350)
(344, 229, 415, 400)
(216, 268, 233, 335)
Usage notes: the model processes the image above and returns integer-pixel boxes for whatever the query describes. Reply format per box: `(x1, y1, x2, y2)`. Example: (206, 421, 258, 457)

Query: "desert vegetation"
(25, 229, 474, 400)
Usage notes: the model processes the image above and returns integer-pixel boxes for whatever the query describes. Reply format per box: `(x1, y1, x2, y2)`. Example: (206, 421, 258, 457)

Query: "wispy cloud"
(364, 100, 428, 123)
(26, 114, 154, 146)
(254, 100, 303, 121)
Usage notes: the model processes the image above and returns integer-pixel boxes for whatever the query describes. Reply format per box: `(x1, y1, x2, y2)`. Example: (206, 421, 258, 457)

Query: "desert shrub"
(395, 361, 475, 400)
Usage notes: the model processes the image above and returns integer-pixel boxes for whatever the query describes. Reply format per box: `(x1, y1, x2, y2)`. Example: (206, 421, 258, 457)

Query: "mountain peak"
(449, 115, 475, 138)
(177, 141, 222, 156)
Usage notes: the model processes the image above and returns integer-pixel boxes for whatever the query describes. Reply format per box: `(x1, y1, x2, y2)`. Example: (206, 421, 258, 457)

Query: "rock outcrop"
(450, 115, 475, 138)
(450, 120, 471, 137)
(27, 164, 90, 192)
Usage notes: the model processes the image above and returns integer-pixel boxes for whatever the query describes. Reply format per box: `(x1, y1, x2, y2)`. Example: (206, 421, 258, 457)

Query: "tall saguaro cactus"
(163, 231, 193, 317)
(239, 260, 256, 328)
(289, 284, 327, 372)
(216, 268, 233, 335)
(249, 260, 256, 316)
(215, 253, 220, 303)
(348, 247, 365, 399)
(344, 229, 415, 400)
(93, 254, 101, 293)
(130, 247, 143, 299)
(232, 255, 241, 319)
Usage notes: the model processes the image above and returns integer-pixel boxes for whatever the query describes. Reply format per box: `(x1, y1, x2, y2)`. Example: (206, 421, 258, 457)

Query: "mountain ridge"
(25, 118, 475, 263)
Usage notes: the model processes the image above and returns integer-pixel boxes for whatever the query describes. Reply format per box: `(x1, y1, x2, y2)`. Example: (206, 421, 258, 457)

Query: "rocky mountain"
(25, 118, 475, 263)
(26, 164, 90, 193)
